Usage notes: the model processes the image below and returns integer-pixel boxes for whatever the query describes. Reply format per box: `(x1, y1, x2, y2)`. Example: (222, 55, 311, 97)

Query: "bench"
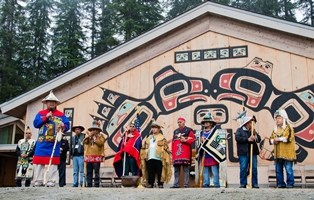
(304, 165, 314, 188)
(100, 167, 115, 187)
(267, 165, 277, 188)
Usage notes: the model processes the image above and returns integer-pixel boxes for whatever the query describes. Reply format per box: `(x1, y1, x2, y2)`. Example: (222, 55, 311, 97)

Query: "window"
(0, 125, 13, 144)
(14, 127, 24, 144)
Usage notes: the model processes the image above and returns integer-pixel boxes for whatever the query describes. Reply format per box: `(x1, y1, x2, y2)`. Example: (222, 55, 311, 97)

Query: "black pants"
(86, 162, 100, 187)
(58, 160, 67, 187)
(147, 159, 163, 186)
(16, 179, 31, 187)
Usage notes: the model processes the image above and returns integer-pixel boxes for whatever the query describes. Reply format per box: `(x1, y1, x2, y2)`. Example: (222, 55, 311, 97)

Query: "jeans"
(203, 164, 220, 187)
(275, 159, 294, 187)
(72, 156, 84, 187)
(173, 164, 189, 187)
(239, 154, 258, 187)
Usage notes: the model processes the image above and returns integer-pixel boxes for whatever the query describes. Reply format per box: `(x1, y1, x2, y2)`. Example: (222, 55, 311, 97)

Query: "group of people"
(235, 109, 296, 189)
(15, 90, 297, 189)
(114, 117, 195, 188)
(15, 91, 106, 188)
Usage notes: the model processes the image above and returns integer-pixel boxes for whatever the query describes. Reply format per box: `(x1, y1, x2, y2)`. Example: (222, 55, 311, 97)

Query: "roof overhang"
(0, 114, 22, 127)
(1, 1, 313, 118)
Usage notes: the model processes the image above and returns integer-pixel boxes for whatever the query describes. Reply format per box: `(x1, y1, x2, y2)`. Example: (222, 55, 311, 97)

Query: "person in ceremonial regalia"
(114, 121, 142, 177)
(33, 90, 70, 187)
(83, 121, 106, 187)
(58, 133, 69, 187)
(235, 111, 261, 189)
(15, 126, 36, 187)
(171, 117, 195, 188)
(71, 125, 85, 187)
(269, 109, 296, 188)
(140, 121, 172, 188)
(198, 113, 220, 188)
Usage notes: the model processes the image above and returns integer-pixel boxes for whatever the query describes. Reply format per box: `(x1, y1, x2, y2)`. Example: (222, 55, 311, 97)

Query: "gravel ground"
(1, 187, 314, 200)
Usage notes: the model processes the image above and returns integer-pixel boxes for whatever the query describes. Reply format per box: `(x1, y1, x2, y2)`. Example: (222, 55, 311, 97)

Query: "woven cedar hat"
(151, 120, 163, 129)
(88, 120, 102, 131)
(201, 112, 216, 125)
(42, 90, 61, 104)
(235, 110, 253, 128)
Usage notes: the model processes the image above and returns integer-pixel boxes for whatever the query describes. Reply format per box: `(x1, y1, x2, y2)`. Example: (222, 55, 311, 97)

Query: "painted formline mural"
(90, 57, 313, 163)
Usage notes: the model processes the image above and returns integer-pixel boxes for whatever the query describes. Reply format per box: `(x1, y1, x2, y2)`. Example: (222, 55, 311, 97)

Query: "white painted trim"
(0, 115, 20, 126)
(204, 2, 314, 39)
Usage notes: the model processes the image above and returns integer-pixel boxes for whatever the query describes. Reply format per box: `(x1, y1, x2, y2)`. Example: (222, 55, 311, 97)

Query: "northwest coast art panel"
(91, 57, 314, 164)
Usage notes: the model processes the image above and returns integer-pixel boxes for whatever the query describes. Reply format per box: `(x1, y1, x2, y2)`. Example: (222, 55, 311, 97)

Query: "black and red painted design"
(92, 57, 313, 163)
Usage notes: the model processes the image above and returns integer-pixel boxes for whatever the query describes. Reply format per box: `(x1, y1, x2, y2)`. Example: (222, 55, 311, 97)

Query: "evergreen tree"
(110, 0, 164, 41)
(19, 0, 53, 88)
(231, 0, 297, 21)
(279, 0, 297, 21)
(83, 0, 101, 58)
(297, 0, 314, 25)
(49, 0, 86, 78)
(95, 0, 119, 56)
(0, 0, 27, 103)
(210, 0, 231, 5)
(166, 0, 204, 20)
(254, 0, 281, 17)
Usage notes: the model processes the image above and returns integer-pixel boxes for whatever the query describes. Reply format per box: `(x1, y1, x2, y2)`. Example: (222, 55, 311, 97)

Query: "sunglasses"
(25, 133, 31, 134)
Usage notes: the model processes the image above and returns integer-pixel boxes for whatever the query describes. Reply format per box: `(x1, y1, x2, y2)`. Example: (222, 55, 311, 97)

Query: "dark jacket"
(71, 133, 85, 156)
(60, 138, 69, 161)
(235, 127, 261, 156)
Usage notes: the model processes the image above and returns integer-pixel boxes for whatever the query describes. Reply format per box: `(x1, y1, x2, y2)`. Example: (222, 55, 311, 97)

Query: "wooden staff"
(82, 148, 86, 187)
(82, 132, 88, 187)
(122, 129, 128, 176)
(248, 120, 255, 189)
(199, 153, 205, 188)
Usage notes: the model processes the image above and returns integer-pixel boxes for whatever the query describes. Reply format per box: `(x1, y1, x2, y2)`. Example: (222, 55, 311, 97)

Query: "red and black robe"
(172, 127, 195, 165)
(113, 129, 142, 177)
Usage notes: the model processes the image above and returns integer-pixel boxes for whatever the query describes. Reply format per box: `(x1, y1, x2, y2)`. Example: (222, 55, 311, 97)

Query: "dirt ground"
(1, 187, 314, 200)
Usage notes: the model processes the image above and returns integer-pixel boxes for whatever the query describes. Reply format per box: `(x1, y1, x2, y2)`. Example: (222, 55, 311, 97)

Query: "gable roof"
(1, 1, 314, 118)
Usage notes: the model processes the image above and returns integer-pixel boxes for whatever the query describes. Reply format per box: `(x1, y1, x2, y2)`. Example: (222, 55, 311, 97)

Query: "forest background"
(0, 0, 313, 103)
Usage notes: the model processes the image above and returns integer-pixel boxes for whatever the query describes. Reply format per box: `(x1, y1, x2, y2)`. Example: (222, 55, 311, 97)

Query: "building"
(1, 1, 313, 187)
(0, 114, 24, 186)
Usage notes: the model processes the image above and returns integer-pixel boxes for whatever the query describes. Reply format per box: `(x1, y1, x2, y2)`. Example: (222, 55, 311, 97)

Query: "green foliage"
(166, 0, 204, 20)
(49, 0, 87, 78)
(297, 0, 314, 25)
(95, 0, 119, 56)
(20, 0, 53, 88)
(110, 0, 164, 41)
(0, 0, 312, 104)
(0, 0, 27, 102)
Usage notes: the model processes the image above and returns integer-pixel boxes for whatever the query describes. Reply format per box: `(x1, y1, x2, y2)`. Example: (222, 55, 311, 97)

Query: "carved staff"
(122, 129, 129, 176)
(248, 120, 255, 189)
(199, 153, 205, 188)
(82, 134, 87, 188)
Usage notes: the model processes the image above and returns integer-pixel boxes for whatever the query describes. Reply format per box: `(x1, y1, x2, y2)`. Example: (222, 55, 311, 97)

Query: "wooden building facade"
(1, 2, 313, 186)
